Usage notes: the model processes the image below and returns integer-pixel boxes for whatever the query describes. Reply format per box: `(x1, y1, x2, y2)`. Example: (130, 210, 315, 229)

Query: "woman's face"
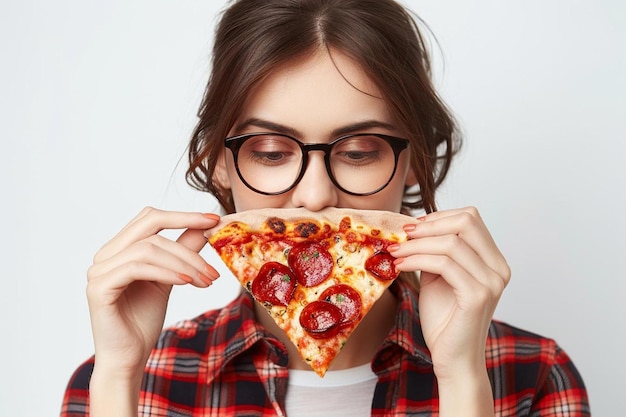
(217, 49, 415, 213)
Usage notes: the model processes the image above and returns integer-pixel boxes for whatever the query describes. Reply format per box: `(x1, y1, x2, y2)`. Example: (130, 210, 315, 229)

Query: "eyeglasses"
(224, 132, 409, 196)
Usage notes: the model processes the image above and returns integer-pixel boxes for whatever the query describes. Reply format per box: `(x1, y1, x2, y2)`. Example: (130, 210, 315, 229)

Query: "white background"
(1, 1, 624, 415)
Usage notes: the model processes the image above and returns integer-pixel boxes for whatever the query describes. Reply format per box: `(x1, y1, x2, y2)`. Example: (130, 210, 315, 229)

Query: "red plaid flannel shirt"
(61, 280, 590, 416)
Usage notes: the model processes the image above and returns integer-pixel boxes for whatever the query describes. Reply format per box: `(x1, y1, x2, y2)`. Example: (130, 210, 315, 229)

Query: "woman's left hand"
(388, 206, 511, 382)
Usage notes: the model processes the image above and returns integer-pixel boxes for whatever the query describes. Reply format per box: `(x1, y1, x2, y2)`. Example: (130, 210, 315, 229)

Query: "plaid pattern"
(61, 281, 590, 416)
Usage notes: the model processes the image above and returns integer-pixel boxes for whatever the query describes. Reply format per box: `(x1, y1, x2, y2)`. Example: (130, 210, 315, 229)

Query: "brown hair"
(185, 0, 461, 291)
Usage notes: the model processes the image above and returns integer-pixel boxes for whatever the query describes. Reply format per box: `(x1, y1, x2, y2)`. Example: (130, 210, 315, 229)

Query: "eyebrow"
(234, 118, 398, 139)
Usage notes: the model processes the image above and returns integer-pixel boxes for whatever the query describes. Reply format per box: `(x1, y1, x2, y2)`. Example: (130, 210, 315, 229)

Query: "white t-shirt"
(284, 363, 378, 416)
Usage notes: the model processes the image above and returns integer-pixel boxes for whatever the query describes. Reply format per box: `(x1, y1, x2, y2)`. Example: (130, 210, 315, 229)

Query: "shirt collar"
(204, 291, 285, 383)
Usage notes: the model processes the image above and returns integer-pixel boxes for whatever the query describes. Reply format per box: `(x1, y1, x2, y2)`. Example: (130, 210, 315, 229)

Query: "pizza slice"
(204, 207, 412, 376)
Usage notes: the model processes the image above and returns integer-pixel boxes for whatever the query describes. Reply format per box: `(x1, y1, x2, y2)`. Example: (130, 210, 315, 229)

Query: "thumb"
(177, 228, 210, 253)
(419, 271, 441, 288)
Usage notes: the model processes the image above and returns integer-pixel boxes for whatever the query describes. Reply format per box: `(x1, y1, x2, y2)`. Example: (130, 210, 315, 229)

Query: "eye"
(341, 150, 380, 162)
(251, 150, 287, 162)
(332, 136, 386, 165)
(242, 135, 300, 166)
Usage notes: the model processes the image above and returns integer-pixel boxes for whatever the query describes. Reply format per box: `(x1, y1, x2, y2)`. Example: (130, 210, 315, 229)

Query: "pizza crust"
(204, 207, 414, 241)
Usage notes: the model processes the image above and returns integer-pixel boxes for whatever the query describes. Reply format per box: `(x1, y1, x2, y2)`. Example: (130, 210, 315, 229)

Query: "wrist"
(436, 366, 494, 417)
(89, 363, 144, 417)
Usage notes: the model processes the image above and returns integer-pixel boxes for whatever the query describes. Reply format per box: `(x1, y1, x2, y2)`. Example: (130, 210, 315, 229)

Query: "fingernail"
(403, 224, 417, 232)
(394, 258, 404, 265)
(177, 273, 194, 283)
(387, 244, 400, 252)
(205, 264, 220, 279)
(203, 213, 220, 221)
(198, 273, 214, 286)
(416, 216, 427, 221)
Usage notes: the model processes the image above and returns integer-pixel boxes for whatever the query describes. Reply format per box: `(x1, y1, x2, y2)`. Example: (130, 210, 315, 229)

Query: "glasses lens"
(330, 135, 397, 194)
(235, 134, 303, 194)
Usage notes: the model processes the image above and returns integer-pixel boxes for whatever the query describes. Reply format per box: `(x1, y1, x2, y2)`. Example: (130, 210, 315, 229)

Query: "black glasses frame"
(224, 132, 409, 196)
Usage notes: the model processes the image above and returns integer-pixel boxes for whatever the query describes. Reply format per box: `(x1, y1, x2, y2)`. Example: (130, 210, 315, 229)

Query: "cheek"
(232, 191, 291, 212)
(337, 173, 408, 212)
(352, 185, 406, 211)
(349, 154, 412, 212)
(226, 159, 291, 211)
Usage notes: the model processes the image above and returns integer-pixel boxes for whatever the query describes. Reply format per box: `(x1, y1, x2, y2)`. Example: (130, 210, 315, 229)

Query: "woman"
(62, 0, 590, 416)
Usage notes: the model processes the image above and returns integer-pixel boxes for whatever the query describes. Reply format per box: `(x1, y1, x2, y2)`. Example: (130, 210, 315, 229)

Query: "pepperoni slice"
(365, 251, 399, 281)
(320, 284, 362, 327)
(299, 301, 343, 339)
(251, 262, 296, 306)
(288, 241, 333, 287)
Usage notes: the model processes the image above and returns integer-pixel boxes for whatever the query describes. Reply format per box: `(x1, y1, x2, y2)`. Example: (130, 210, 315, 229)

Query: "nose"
(290, 152, 338, 211)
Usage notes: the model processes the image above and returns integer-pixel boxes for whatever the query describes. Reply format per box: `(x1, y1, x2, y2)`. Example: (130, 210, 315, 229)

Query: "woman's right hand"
(86, 207, 220, 385)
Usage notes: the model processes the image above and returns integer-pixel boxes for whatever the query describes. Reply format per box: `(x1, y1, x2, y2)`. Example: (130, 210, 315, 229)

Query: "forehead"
(233, 49, 397, 137)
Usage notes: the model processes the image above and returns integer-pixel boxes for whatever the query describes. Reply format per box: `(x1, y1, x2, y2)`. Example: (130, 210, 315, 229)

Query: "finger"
(96, 208, 220, 263)
(176, 228, 220, 279)
(91, 235, 217, 287)
(415, 206, 485, 222)
(404, 207, 510, 283)
(114, 206, 156, 236)
(408, 208, 495, 251)
(177, 228, 210, 253)
(396, 254, 482, 298)
(103, 206, 166, 248)
(87, 262, 193, 305)
(390, 235, 506, 294)
(177, 229, 220, 280)
(395, 254, 501, 313)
